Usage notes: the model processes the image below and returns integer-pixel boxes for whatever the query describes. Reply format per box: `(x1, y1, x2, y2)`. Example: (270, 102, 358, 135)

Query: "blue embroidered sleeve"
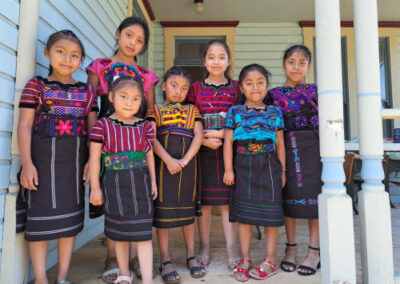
(224, 106, 236, 129)
(276, 107, 284, 130)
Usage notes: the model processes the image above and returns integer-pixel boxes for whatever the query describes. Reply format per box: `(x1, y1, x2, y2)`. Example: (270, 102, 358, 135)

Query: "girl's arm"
(204, 129, 224, 139)
(146, 149, 158, 200)
(147, 84, 156, 106)
(18, 108, 38, 190)
(151, 121, 182, 175)
(89, 142, 104, 205)
(223, 129, 235, 186)
(87, 71, 100, 90)
(275, 130, 286, 188)
(83, 111, 98, 184)
(180, 121, 204, 167)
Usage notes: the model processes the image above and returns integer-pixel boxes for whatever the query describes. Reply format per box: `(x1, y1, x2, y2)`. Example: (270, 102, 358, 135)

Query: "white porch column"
(353, 0, 395, 283)
(315, 0, 357, 283)
(0, 0, 40, 283)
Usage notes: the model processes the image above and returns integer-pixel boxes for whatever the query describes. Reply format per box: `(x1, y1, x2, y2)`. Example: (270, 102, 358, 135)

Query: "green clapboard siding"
(0, 0, 20, 268)
(235, 23, 303, 88)
(151, 23, 165, 104)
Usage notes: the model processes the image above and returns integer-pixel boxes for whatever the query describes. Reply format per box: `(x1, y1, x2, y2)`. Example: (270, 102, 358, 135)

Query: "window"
(379, 37, 393, 138)
(174, 36, 225, 82)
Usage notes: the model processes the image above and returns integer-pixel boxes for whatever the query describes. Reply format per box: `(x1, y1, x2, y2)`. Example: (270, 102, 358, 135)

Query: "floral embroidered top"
(19, 76, 98, 137)
(187, 80, 239, 129)
(86, 58, 159, 99)
(90, 118, 154, 154)
(224, 105, 284, 143)
(265, 84, 318, 131)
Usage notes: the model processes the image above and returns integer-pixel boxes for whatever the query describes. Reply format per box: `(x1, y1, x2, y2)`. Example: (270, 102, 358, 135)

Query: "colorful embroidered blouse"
(224, 105, 284, 143)
(187, 80, 239, 129)
(19, 76, 98, 137)
(90, 118, 154, 154)
(86, 58, 159, 99)
(265, 84, 318, 131)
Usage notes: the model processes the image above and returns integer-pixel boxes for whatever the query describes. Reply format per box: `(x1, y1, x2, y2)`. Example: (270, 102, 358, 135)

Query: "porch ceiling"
(148, 0, 400, 23)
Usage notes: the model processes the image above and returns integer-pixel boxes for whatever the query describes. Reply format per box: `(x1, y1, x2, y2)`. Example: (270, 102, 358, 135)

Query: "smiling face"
(44, 38, 82, 77)
(203, 43, 230, 78)
(239, 69, 268, 105)
(109, 82, 143, 119)
(162, 75, 190, 104)
(116, 24, 145, 58)
(283, 51, 310, 85)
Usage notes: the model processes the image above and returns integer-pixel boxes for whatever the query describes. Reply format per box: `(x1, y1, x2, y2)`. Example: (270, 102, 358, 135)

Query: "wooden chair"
(344, 153, 359, 214)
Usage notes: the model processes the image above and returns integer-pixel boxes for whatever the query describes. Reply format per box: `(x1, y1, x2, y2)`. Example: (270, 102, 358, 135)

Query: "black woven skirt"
(230, 146, 284, 227)
(16, 134, 86, 241)
(199, 146, 231, 206)
(153, 134, 199, 228)
(102, 167, 154, 242)
(283, 129, 322, 219)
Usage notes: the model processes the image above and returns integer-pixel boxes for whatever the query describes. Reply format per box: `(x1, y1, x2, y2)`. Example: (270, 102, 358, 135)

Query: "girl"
(86, 16, 158, 281)
(265, 45, 321, 276)
(89, 76, 157, 284)
(187, 40, 240, 270)
(147, 66, 205, 283)
(223, 64, 286, 282)
(16, 30, 97, 284)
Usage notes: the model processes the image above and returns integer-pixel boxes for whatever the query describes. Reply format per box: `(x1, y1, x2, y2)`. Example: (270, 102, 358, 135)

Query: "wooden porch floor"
(44, 205, 400, 284)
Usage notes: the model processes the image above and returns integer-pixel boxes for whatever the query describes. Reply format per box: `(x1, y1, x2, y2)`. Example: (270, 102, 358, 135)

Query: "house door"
(173, 36, 226, 82)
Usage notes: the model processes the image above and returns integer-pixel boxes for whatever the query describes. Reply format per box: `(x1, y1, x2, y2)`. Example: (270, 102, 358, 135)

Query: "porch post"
(0, 0, 40, 283)
(314, 0, 357, 283)
(353, 0, 395, 283)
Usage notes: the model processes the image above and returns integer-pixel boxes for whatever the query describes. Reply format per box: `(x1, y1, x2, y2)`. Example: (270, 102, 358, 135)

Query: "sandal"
(55, 279, 75, 284)
(113, 273, 133, 284)
(297, 246, 321, 276)
(228, 256, 241, 270)
(159, 260, 181, 284)
(233, 258, 252, 282)
(280, 243, 297, 272)
(186, 256, 206, 278)
(129, 256, 142, 279)
(249, 258, 278, 280)
(102, 257, 120, 283)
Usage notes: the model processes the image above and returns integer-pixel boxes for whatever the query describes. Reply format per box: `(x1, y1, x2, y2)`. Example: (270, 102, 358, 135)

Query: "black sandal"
(297, 246, 321, 276)
(159, 260, 181, 284)
(280, 243, 297, 272)
(186, 256, 206, 278)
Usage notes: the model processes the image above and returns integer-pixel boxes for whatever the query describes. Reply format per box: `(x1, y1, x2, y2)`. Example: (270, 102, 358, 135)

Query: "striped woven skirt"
(230, 140, 284, 227)
(154, 131, 199, 228)
(199, 146, 232, 206)
(101, 151, 154, 242)
(16, 133, 87, 241)
(283, 129, 322, 219)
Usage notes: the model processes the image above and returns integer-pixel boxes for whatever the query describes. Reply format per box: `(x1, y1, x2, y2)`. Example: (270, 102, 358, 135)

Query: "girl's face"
(283, 51, 310, 84)
(203, 44, 230, 78)
(240, 70, 268, 104)
(109, 83, 142, 119)
(162, 75, 190, 104)
(44, 39, 82, 77)
(116, 24, 145, 58)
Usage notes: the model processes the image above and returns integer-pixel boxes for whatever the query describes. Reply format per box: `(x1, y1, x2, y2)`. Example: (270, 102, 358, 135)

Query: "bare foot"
(197, 247, 211, 266)
(103, 257, 119, 283)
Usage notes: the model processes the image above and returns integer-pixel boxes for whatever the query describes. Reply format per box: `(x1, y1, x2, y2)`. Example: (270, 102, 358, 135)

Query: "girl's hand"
(165, 158, 182, 175)
(281, 171, 287, 188)
(20, 163, 39, 191)
(223, 169, 235, 186)
(90, 188, 104, 206)
(203, 129, 224, 139)
(83, 162, 90, 185)
(203, 137, 223, 150)
(151, 182, 157, 200)
(178, 157, 189, 168)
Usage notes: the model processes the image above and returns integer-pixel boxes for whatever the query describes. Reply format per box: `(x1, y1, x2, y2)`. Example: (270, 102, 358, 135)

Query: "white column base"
(319, 191, 357, 284)
(358, 190, 394, 284)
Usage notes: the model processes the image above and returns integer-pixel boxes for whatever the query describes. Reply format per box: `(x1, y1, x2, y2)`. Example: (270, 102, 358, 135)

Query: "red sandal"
(249, 258, 278, 280)
(233, 258, 252, 282)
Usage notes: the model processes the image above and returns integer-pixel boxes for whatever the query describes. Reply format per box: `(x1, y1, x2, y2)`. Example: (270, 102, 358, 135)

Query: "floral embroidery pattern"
(236, 143, 274, 155)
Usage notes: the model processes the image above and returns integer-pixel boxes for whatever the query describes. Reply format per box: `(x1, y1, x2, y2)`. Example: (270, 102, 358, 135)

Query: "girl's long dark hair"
(237, 64, 271, 105)
(46, 30, 85, 75)
(283, 44, 312, 64)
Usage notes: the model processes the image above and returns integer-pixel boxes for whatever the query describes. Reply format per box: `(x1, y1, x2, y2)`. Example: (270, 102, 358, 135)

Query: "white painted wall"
(0, 0, 20, 270)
